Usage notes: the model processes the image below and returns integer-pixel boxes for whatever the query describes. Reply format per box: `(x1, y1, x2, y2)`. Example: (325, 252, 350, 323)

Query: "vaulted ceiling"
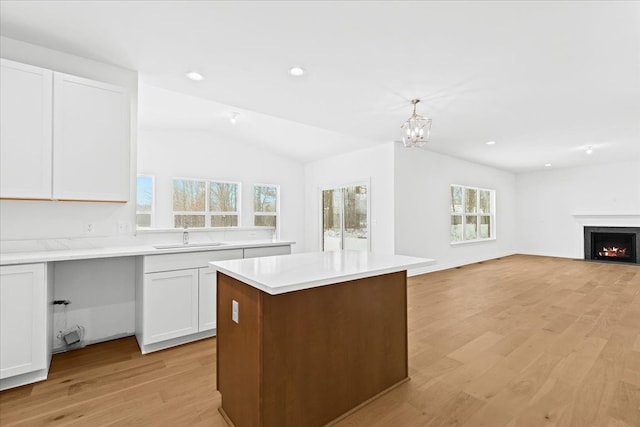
(1, 1, 639, 172)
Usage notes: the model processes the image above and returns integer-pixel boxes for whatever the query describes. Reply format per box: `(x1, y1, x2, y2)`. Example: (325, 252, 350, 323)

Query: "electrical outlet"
(232, 300, 239, 323)
(85, 223, 95, 234)
(117, 222, 129, 234)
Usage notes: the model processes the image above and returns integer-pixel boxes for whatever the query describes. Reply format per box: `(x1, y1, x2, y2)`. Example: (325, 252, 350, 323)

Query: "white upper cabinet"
(52, 73, 129, 202)
(0, 59, 53, 199)
(0, 59, 130, 202)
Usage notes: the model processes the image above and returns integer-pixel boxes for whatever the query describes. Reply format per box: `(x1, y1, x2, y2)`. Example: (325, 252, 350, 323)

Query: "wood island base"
(216, 270, 408, 427)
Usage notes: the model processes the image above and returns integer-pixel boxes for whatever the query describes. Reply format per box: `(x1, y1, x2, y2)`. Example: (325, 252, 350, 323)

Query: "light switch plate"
(232, 300, 239, 324)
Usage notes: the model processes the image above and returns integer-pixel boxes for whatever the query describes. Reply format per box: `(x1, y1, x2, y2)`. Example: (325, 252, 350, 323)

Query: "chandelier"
(401, 99, 432, 147)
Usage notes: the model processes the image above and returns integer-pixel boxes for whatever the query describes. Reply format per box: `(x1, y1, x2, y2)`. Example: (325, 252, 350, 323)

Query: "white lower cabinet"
(143, 269, 199, 345)
(135, 245, 291, 353)
(198, 267, 217, 332)
(135, 248, 243, 354)
(0, 263, 53, 391)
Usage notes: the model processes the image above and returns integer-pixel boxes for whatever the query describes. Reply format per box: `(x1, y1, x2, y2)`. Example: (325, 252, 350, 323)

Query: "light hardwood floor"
(1, 255, 638, 426)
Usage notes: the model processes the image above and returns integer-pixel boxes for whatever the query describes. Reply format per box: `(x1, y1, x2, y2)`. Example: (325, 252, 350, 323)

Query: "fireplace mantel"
(572, 213, 640, 219)
(572, 214, 640, 258)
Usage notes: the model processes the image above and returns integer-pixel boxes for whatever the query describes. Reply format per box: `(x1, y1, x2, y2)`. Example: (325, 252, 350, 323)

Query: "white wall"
(53, 258, 135, 351)
(304, 142, 395, 253)
(138, 128, 306, 251)
(516, 160, 640, 258)
(394, 144, 518, 273)
(0, 36, 139, 241)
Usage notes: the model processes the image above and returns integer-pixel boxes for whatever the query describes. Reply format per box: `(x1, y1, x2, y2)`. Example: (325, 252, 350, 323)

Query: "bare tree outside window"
(173, 179, 206, 211)
(172, 179, 206, 227)
(136, 175, 154, 228)
(323, 189, 342, 251)
(254, 185, 278, 235)
(210, 182, 239, 227)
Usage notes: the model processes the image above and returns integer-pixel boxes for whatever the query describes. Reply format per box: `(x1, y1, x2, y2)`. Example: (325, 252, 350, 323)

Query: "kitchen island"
(211, 250, 434, 427)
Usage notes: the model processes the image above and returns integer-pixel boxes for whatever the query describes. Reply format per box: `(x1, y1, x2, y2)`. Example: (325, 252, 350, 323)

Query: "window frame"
(450, 184, 496, 244)
(172, 177, 242, 228)
(253, 183, 280, 238)
(136, 174, 155, 229)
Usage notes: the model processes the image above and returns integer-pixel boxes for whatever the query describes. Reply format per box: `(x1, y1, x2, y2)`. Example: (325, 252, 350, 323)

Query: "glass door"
(322, 184, 368, 251)
(322, 188, 343, 251)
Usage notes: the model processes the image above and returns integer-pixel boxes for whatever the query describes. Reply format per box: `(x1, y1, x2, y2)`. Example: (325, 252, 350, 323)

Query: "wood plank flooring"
(1, 255, 638, 426)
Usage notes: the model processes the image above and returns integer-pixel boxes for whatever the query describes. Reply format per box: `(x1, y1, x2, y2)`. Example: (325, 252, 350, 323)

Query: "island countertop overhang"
(210, 250, 435, 295)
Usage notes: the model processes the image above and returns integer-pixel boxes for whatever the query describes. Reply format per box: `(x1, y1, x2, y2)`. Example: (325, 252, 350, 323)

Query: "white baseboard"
(407, 251, 518, 277)
(514, 250, 577, 260)
(0, 368, 48, 391)
(136, 329, 216, 354)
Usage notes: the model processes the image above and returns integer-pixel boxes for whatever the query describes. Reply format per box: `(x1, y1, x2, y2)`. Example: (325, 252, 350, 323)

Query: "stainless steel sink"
(153, 242, 227, 250)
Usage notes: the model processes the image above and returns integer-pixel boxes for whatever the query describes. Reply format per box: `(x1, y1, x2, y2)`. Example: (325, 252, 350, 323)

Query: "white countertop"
(0, 240, 294, 266)
(210, 250, 435, 295)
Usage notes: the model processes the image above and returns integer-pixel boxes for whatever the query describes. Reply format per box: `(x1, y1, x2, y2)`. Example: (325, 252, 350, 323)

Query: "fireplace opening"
(584, 226, 640, 265)
(591, 232, 635, 263)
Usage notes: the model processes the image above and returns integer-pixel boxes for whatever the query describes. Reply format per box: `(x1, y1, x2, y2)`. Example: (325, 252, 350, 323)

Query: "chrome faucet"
(183, 225, 189, 245)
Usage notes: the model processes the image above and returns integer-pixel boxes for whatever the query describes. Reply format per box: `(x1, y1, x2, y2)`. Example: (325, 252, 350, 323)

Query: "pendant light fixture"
(401, 99, 432, 147)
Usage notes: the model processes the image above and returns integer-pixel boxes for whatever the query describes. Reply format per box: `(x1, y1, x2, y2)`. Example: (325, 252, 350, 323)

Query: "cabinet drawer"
(243, 245, 291, 259)
(143, 248, 243, 273)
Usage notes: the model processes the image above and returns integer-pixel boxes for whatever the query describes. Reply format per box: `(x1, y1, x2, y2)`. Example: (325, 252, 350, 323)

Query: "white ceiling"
(1, 1, 639, 172)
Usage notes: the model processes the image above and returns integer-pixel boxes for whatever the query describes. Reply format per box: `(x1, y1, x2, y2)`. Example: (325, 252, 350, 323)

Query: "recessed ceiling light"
(288, 66, 305, 77)
(485, 141, 496, 145)
(544, 163, 552, 167)
(230, 112, 240, 124)
(586, 146, 593, 155)
(186, 71, 204, 81)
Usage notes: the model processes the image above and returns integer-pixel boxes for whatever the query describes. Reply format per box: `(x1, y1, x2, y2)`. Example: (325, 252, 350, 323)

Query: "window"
(322, 184, 369, 251)
(450, 185, 494, 242)
(209, 181, 240, 227)
(253, 184, 279, 233)
(172, 178, 241, 228)
(136, 175, 154, 228)
(173, 178, 206, 227)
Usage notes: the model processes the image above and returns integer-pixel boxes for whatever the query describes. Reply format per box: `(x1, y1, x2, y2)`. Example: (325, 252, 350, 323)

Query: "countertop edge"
(212, 258, 435, 295)
(0, 240, 295, 266)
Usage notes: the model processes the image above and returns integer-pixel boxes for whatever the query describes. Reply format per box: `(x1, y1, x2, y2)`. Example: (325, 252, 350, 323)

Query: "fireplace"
(584, 226, 640, 264)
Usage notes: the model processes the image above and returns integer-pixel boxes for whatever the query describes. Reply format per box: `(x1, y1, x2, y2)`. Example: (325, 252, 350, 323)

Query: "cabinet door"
(198, 267, 217, 332)
(143, 269, 198, 344)
(52, 72, 129, 202)
(0, 264, 46, 379)
(0, 59, 53, 200)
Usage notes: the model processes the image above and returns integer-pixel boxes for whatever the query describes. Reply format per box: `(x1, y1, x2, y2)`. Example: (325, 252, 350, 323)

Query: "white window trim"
(136, 174, 155, 229)
(450, 184, 496, 245)
(253, 183, 280, 239)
